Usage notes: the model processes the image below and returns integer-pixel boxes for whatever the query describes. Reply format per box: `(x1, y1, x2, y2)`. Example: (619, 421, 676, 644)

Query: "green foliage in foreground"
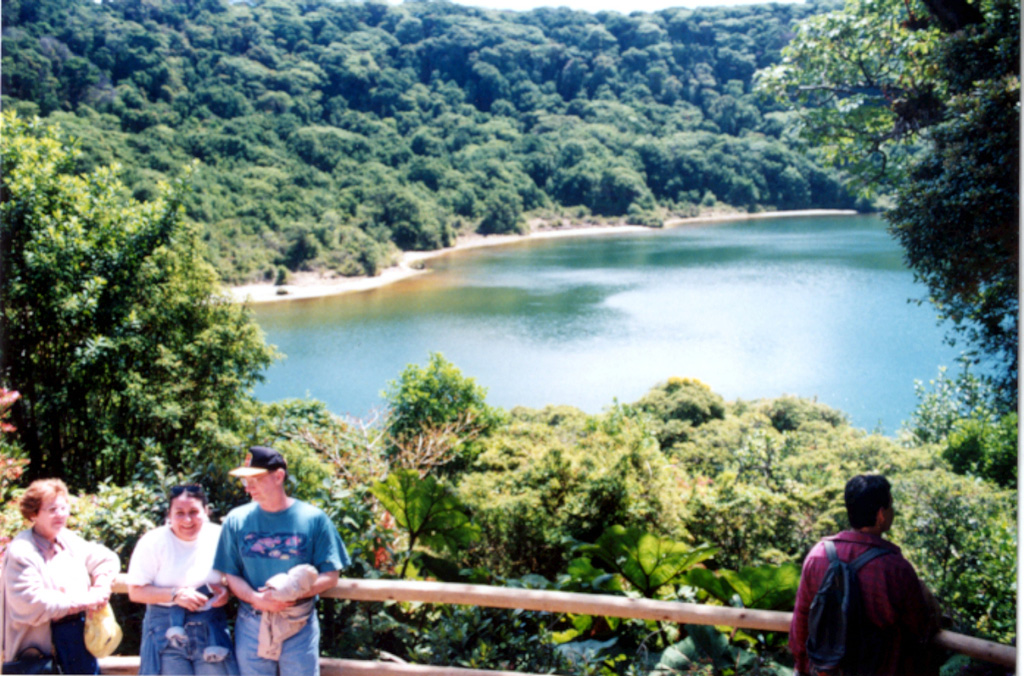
(2, 0, 872, 283)
(942, 414, 1018, 490)
(0, 353, 1015, 672)
(904, 360, 1018, 489)
(633, 377, 726, 449)
(577, 526, 718, 599)
(370, 468, 480, 578)
(893, 472, 1017, 644)
(458, 403, 688, 578)
(685, 562, 801, 612)
(0, 112, 277, 487)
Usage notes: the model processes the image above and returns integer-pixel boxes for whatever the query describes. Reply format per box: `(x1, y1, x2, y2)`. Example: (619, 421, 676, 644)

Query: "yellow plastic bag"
(84, 603, 123, 658)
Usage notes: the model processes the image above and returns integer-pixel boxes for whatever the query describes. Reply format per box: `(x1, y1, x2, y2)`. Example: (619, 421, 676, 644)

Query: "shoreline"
(226, 209, 860, 304)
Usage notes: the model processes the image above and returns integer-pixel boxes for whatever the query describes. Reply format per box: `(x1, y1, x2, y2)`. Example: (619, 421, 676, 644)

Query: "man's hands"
(222, 572, 294, 613)
(248, 589, 294, 614)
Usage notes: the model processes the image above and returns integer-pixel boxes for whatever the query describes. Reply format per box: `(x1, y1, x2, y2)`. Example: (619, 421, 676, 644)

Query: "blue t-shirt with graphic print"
(213, 499, 349, 592)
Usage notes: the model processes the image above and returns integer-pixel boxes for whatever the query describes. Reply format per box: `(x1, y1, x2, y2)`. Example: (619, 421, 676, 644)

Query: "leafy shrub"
(903, 360, 1000, 444)
(71, 482, 163, 564)
(776, 425, 940, 487)
(370, 469, 480, 578)
(942, 413, 1017, 489)
(633, 377, 727, 449)
(655, 625, 792, 675)
(685, 562, 801, 612)
(753, 395, 847, 433)
(459, 405, 689, 577)
(669, 408, 777, 475)
(893, 472, 1017, 644)
(685, 472, 826, 569)
(384, 353, 501, 474)
(403, 604, 577, 671)
(577, 525, 717, 599)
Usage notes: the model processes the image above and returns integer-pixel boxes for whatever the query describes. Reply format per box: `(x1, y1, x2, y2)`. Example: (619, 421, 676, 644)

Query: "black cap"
(229, 446, 287, 478)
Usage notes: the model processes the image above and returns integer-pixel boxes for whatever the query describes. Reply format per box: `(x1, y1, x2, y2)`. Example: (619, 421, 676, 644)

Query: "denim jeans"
(234, 602, 320, 676)
(51, 613, 97, 675)
(139, 605, 239, 676)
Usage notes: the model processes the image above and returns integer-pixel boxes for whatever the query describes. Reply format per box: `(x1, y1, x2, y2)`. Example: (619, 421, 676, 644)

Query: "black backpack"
(805, 541, 891, 675)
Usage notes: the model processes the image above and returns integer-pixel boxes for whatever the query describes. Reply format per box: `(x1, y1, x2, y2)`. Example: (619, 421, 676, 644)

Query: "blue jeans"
(52, 612, 97, 675)
(234, 603, 320, 676)
(139, 605, 239, 676)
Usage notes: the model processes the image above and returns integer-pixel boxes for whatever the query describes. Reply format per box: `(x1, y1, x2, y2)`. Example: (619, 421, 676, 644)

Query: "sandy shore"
(227, 209, 859, 304)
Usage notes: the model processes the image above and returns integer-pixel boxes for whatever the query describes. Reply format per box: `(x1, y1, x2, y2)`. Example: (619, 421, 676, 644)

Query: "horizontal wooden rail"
(109, 576, 1016, 670)
(933, 629, 1017, 670)
(328, 578, 792, 631)
(318, 661, 527, 676)
(323, 579, 1016, 669)
(98, 656, 529, 676)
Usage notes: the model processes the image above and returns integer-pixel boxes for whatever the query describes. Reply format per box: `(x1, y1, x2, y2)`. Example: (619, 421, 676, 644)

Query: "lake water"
(251, 214, 960, 434)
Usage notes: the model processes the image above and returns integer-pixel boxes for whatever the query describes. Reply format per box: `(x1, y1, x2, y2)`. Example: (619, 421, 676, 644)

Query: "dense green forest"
(1, 0, 871, 283)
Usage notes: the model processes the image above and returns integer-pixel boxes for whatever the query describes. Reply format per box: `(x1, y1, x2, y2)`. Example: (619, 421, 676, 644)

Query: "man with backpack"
(789, 474, 940, 675)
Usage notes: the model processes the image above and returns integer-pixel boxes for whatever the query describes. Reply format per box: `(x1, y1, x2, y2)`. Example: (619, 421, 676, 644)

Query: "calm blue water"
(251, 215, 959, 434)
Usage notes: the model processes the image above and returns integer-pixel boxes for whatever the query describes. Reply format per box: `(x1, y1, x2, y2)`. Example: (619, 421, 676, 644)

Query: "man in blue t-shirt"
(214, 446, 350, 675)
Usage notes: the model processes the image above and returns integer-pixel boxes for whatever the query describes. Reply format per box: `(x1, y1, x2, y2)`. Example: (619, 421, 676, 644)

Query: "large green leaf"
(685, 563, 801, 610)
(719, 563, 801, 610)
(566, 556, 625, 593)
(657, 625, 763, 674)
(684, 568, 737, 605)
(580, 525, 717, 598)
(371, 469, 480, 561)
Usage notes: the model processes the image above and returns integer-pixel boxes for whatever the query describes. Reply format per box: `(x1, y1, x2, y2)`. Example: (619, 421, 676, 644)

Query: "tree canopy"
(0, 111, 277, 488)
(757, 0, 1019, 407)
(1, 0, 869, 284)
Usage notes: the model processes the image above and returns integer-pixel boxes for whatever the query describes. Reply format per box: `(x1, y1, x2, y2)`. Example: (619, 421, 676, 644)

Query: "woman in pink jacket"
(2, 479, 119, 674)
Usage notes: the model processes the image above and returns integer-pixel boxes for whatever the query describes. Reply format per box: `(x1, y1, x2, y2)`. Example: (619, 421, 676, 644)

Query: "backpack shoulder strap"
(849, 546, 891, 572)
(823, 540, 839, 564)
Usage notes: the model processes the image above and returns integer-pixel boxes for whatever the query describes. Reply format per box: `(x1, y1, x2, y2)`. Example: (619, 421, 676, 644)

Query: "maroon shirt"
(789, 531, 934, 675)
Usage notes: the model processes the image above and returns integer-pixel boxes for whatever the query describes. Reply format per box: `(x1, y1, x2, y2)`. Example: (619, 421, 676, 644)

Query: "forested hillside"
(1, 0, 869, 283)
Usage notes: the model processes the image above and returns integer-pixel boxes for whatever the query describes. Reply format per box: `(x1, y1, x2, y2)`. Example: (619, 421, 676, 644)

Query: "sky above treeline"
(427, 0, 805, 13)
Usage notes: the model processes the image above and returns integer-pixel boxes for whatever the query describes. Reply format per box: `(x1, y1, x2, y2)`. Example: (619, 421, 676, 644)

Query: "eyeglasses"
(170, 484, 204, 498)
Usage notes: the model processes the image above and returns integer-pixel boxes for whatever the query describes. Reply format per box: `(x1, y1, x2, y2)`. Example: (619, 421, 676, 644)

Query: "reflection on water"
(252, 215, 958, 434)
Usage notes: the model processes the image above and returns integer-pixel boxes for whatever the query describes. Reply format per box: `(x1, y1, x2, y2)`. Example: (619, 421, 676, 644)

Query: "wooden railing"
(101, 577, 1016, 675)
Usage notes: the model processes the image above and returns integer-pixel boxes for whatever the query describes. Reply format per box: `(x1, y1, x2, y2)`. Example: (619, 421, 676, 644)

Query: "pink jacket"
(2, 528, 119, 661)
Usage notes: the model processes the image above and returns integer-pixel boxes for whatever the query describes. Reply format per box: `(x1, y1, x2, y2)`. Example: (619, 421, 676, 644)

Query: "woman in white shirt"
(2, 478, 118, 674)
(127, 485, 239, 675)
